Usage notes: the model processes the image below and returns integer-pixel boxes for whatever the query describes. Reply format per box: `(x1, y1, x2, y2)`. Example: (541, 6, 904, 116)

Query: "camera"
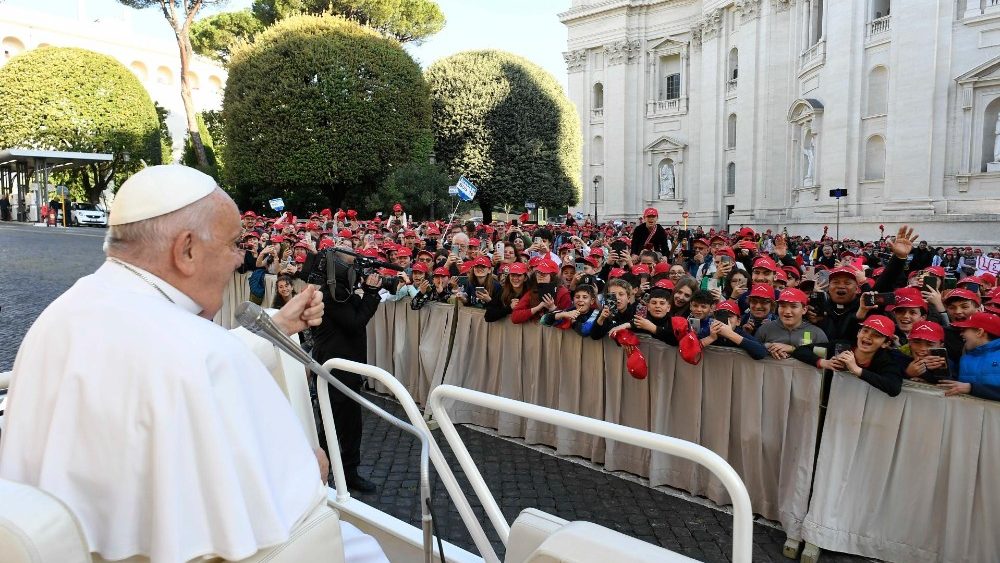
(306, 247, 403, 300)
(808, 291, 827, 312)
(862, 292, 896, 308)
(604, 292, 618, 311)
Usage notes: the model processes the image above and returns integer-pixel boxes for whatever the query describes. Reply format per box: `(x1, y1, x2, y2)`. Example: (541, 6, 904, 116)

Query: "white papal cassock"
(0, 262, 338, 562)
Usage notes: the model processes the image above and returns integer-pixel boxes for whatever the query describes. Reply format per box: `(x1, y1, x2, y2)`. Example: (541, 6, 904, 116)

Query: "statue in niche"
(658, 161, 675, 199)
(802, 128, 815, 187)
(993, 114, 1000, 163)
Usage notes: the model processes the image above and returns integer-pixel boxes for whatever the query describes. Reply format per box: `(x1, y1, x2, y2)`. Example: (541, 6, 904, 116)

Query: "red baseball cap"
(318, 239, 334, 250)
(561, 261, 576, 272)
(716, 300, 740, 315)
(271, 235, 285, 243)
(432, 267, 449, 277)
(908, 320, 945, 343)
(860, 314, 895, 338)
(643, 207, 658, 217)
(589, 248, 605, 258)
(338, 228, 353, 238)
(828, 266, 859, 280)
(710, 234, 728, 244)
(738, 227, 755, 238)
(581, 256, 599, 268)
(752, 256, 778, 272)
(459, 260, 475, 274)
(749, 284, 775, 300)
(469, 238, 481, 247)
(609, 267, 626, 279)
(507, 262, 528, 275)
(944, 288, 981, 305)
(473, 256, 492, 268)
(654, 278, 675, 290)
(777, 288, 808, 304)
(241, 210, 257, 218)
(631, 264, 651, 276)
(951, 312, 1000, 336)
(535, 260, 560, 274)
(528, 256, 544, 269)
(957, 276, 981, 288)
(887, 287, 927, 312)
(396, 247, 413, 258)
(987, 286, 1000, 302)
(411, 262, 430, 274)
(715, 246, 736, 259)
(393, 203, 403, 213)
(925, 266, 946, 278)
(774, 269, 789, 283)
(653, 262, 670, 275)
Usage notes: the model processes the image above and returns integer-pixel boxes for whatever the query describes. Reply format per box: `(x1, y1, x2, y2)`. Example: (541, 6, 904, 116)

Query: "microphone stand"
(235, 302, 435, 563)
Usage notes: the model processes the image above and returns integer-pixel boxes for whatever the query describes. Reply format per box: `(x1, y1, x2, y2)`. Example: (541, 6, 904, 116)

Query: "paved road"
(0, 221, 869, 562)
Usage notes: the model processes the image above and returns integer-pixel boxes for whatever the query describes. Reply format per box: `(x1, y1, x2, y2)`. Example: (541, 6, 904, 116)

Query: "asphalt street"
(0, 221, 869, 562)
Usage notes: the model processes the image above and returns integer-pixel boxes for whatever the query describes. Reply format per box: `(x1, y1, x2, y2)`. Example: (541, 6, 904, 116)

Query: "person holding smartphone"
(512, 260, 570, 324)
(791, 315, 904, 396)
(938, 312, 1000, 399)
(900, 321, 953, 383)
(700, 300, 768, 359)
(590, 279, 637, 340)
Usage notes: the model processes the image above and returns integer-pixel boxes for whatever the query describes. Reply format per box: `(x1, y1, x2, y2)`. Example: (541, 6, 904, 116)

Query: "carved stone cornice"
(563, 49, 588, 73)
(735, 0, 762, 22)
(770, 0, 795, 13)
(691, 9, 723, 47)
(605, 39, 642, 65)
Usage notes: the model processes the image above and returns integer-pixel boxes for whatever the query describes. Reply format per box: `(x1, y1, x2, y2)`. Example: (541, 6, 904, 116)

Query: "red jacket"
(511, 287, 572, 324)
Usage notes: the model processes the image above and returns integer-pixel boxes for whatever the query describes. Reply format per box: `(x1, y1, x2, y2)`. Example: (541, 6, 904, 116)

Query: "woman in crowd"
(791, 314, 904, 396)
(458, 256, 500, 309)
(590, 279, 638, 340)
(671, 276, 699, 318)
(272, 275, 297, 308)
(725, 268, 750, 301)
(485, 262, 531, 322)
(512, 260, 571, 323)
(668, 263, 687, 284)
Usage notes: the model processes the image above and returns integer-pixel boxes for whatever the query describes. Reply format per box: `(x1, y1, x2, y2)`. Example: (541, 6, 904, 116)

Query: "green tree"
(425, 50, 582, 223)
(251, 0, 444, 43)
(154, 102, 174, 164)
(117, 0, 225, 170)
(348, 160, 451, 220)
(0, 47, 162, 203)
(223, 15, 432, 211)
(182, 113, 220, 180)
(191, 10, 264, 64)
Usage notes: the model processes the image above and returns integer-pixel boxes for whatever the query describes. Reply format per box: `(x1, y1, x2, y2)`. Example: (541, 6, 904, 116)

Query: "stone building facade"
(560, 0, 1000, 244)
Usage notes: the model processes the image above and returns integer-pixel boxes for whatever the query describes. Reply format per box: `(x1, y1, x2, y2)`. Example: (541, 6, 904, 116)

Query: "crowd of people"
(237, 204, 1000, 401)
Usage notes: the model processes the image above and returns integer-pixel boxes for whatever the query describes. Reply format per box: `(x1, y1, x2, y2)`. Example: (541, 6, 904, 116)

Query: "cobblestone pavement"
(0, 221, 871, 562)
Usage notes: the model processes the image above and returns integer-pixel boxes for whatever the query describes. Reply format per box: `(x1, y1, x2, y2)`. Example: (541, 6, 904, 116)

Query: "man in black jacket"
(309, 250, 383, 492)
(630, 208, 671, 258)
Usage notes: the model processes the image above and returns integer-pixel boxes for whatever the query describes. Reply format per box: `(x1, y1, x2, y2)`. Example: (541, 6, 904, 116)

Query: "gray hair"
(104, 188, 227, 258)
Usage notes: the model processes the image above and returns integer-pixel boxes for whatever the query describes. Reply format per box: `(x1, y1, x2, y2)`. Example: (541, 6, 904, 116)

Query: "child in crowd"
(590, 279, 638, 339)
(512, 260, 571, 324)
(899, 320, 954, 382)
(756, 288, 829, 360)
(541, 284, 600, 336)
(608, 286, 679, 346)
(701, 300, 768, 359)
(411, 267, 454, 310)
(485, 262, 531, 322)
(741, 284, 777, 336)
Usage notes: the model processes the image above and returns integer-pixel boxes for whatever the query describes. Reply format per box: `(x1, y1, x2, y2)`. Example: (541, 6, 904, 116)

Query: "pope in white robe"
(0, 166, 386, 563)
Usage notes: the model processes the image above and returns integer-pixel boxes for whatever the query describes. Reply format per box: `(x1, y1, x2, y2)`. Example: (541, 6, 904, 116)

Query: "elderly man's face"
(194, 195, 244, 318)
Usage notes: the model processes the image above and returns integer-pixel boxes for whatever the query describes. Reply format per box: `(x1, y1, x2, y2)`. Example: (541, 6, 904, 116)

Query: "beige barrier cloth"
(802, 374, 1000, 562)
(366, 300, 456, 405)
(215, 272, 252, 328)
(439, 308, 823, 539)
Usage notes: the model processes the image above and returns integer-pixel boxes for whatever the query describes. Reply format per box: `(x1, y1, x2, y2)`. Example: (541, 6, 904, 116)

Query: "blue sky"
(11, 0, 571, 88)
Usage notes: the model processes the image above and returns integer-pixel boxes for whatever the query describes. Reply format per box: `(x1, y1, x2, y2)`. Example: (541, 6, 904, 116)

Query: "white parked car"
(69, 202, 108, 227)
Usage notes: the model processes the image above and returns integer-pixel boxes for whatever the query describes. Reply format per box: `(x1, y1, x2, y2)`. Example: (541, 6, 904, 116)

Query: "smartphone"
(496, 242, 504, 256)
(964, 283, 981, 294)
(834, 343, 850, 357)
(451, 244, 460, 255)
(475, 286, 486, 296)
(925, 348, 951, 383)
(816, 270, 830, 285)
(688, 317, 701, 333)
(707, 278, 721, 292)
(537, 282, 555, 301)
(808, 292, 826, 311)
(799, 279, 816, 293)
(943, 276, 958, 290)
(714, 311, 733, 325)
(804, 266, 816, 278)
(533, 237, 542, 246)
(719, 255, 733, 264)
(575, 262, 585, 273)
(923, 274, 941, 292)
(456, 275, 468, 287)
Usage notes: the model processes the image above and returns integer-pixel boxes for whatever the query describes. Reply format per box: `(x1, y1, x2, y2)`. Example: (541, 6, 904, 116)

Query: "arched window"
(726, 162, 736, 195)
(591, 136, 604, 165)
(185, 72, 200, 90)
(130, 61, 148, 81)
(208, 75, 223, 92)
(981, 97, 1000, 171)
(866, 66, 889, 116)
(657, 159, 676, 199)
(728, 48, 739, 81)
(864, 135, 886, 180)
(727, 114, 737, 149)
(592, 83, 604, 109)
(2, 37, 26, 58)
(156, 66, 173, 85)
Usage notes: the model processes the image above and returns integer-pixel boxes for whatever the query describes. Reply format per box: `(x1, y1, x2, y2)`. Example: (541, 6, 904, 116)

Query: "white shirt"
(0, 262, 325, 562)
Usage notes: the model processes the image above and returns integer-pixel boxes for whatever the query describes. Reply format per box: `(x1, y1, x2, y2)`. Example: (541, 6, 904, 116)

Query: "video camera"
(306, 247, 404, 300)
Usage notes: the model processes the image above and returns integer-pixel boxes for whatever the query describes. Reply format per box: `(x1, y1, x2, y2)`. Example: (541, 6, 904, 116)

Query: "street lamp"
(592, 176, 599, 224)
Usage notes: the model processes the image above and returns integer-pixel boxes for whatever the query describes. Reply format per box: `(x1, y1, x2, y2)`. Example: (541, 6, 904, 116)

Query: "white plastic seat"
(0, 478, 91, 563)
(505, 508, 698, 563)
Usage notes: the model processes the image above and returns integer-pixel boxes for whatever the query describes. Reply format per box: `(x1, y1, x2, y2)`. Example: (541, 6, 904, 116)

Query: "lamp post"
(592, 176, 599, 224)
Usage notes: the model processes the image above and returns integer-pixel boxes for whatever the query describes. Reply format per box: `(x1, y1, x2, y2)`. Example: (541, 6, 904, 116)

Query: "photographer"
(309, 244, 385, 492)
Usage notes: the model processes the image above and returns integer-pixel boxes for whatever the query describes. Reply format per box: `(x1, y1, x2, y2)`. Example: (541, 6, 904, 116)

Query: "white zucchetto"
(109, 165, 217, 226)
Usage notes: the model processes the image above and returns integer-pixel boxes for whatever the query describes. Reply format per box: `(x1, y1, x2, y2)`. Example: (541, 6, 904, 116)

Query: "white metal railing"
(800, 41, 824, 67)
(590, 108, 604, 120)
(726, 79, 738, 95)
(868, 15, 891, 37)
(427, 384, 754, 563)
(645, 97, 687, 116)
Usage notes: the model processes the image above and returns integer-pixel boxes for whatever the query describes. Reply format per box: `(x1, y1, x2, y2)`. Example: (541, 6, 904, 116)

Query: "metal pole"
(836, 197, 840, 240)
(593, 178, 599, 224)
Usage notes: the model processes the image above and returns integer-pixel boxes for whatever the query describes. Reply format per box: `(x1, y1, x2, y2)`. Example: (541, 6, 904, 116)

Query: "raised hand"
(892, 226, 919, 259)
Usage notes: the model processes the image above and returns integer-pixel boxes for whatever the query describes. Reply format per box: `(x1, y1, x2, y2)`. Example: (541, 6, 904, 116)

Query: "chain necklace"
(106, 257, 176, 304)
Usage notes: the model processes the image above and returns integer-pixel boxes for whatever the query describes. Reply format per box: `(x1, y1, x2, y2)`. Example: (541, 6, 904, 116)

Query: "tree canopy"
(0, 46, 162, 203)
(425, 50, 582, 223)
(251, 0, 444, 43)
(222, 15, 432, 211)
(191, 10, 264, 64)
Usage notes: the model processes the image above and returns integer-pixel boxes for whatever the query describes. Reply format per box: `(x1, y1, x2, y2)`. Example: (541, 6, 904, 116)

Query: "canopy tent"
(0, 149, 113, 223)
